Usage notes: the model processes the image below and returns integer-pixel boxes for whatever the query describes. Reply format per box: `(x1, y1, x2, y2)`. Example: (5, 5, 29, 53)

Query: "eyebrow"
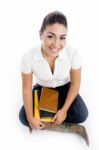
(47, 32, 67, 37)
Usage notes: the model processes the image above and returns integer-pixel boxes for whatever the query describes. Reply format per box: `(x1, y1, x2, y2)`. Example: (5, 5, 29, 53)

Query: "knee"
(78, 108, 88, 123)
(75, 95, 89, 123)
(19, 106, 29, 126)
(19, 106, 24, 123)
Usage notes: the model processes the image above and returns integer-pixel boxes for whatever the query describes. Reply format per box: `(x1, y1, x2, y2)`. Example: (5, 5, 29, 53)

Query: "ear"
(39, 31, 42, 40)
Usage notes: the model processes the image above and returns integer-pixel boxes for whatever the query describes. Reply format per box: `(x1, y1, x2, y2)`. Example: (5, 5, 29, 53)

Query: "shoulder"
(65, 45, 81, 69)
(21, 44, 41, 61)
(63, 45, 81, 60)
(20, 44, 41, 73)
(64, 45, 79, 56)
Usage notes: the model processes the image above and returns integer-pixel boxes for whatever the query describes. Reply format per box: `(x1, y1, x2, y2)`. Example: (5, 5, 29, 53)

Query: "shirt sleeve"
(71, 49, 81, 69)
(20, 52, 32, 74)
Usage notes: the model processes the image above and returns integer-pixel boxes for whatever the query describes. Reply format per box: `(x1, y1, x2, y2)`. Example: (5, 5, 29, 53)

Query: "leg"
(56, 82, 88, 123)
(19, 105, 29, 127)
(65, 94, 88, 123)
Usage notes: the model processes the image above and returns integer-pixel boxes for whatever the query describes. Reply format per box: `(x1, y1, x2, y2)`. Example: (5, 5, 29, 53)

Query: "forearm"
(22, 90, 34, 120)
(62, 83, 80, 112)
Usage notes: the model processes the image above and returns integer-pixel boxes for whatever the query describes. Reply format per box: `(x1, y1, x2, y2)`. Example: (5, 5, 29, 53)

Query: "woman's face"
(40, 23, 68, 57)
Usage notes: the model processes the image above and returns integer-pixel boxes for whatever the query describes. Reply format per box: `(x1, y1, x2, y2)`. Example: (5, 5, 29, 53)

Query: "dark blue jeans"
(19, 82, 88, 126)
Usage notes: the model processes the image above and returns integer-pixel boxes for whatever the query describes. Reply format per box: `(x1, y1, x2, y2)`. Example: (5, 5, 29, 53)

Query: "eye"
(60, 37, 66, 40)
(47, 35, 54, 39)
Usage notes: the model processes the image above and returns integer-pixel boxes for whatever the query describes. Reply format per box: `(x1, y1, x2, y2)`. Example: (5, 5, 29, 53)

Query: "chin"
(50, 52, 59, 57)
(49, 50, 59, 55)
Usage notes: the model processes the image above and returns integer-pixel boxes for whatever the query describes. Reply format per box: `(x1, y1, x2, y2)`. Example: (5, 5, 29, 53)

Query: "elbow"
(71, 82, 80, 91)
(22, 89, 32, 96)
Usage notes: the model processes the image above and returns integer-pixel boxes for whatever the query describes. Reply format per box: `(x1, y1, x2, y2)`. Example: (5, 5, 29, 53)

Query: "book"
(34, 90, 53, 122)
(39, 87, 59, 113)
(34, 90, 40, 120)
(33, 88, 58, 122)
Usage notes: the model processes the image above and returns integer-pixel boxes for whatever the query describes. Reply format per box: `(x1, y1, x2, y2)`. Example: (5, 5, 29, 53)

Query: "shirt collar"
(33, 45, 44, 60)
(58, 47, 67, 60)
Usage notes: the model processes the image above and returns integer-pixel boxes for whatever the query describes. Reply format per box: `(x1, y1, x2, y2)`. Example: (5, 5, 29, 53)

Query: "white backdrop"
(0, 0, 99, 150)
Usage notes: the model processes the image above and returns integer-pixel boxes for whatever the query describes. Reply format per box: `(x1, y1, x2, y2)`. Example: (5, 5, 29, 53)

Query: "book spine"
(34, 90, 40, 120)
(39, 108, 56, 113)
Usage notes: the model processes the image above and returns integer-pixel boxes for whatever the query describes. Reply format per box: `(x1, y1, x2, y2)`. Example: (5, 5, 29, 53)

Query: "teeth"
(51, 49, 58, 52)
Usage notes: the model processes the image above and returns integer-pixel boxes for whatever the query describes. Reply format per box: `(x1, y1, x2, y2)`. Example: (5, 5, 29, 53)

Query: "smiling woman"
(40, 23, 67, 57)
(19, 11, 88, 131)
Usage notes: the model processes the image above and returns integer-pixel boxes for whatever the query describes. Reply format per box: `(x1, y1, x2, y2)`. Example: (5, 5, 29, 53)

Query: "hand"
(28, 117, 46, 130)
(52, 109, 67, 125)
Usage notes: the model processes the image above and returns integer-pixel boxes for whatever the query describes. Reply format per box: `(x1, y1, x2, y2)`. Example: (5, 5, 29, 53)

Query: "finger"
(54, 121, 59, 125)
(39, 124, 46, 129)
(54, 118, 61, 125)
(40, 122, 46, 128)
(43, 122, 51, 126)
(52, 114, 57, 122)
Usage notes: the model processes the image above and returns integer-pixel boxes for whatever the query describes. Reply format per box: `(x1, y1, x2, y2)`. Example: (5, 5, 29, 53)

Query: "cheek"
(43, 39, 52, 46)
(42, 40, 50, 49)
(62, 40, 66, 47)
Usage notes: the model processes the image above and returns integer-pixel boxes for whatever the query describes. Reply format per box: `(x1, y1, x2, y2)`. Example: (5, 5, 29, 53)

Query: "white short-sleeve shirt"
(21, 45, 81, 88)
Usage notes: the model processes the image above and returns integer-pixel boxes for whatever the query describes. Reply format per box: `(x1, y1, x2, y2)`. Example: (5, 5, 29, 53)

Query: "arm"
(22, 73, 33, 120)
(22, 73, 45, 129)
(62, 68, 81, 112)
(53, 68, 81, 124)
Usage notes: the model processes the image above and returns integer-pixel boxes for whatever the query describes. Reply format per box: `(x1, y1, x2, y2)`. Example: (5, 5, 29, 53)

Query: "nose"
(52, 38, 60, 48)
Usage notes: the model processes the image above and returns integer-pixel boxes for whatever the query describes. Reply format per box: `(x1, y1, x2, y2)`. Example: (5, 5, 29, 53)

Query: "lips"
(49, 47, 59, 53)
(51, 49, 58, 52)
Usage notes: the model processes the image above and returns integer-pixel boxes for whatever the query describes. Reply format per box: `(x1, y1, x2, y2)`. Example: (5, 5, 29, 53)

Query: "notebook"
(34, 90, 55, 122)
(39, 87, 59, 113)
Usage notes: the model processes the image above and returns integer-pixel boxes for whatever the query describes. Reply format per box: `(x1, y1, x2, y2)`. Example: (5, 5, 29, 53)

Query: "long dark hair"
(40, 11, 68, 33)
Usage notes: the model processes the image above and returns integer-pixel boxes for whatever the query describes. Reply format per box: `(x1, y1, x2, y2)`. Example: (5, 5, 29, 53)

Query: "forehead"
(44, 23, 67, 35)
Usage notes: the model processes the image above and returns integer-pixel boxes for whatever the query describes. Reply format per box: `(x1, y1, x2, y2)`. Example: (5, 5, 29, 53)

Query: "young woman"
(19, 11, 88, 130)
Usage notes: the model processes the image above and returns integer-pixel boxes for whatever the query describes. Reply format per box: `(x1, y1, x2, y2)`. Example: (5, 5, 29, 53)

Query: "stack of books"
(34, 87, 59, 122)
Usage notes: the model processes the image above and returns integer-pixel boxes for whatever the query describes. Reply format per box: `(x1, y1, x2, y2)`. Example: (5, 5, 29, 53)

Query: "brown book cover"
(39, 87, 59, 113)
